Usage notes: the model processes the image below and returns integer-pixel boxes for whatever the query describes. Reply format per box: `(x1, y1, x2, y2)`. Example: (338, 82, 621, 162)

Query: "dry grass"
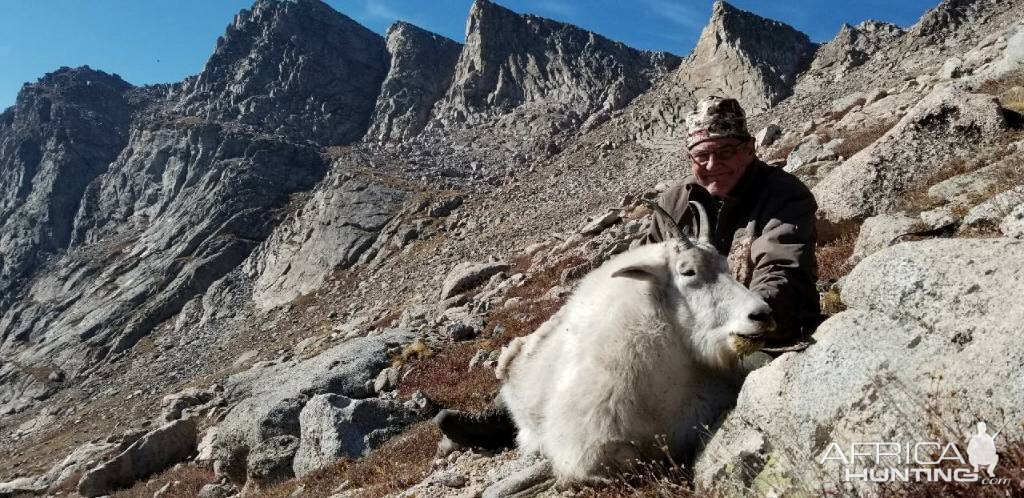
(263, 422, 440, 498)
(831, 117, 901, 159)
(816, 226, 859, 282)
(820, 288, 847, 316)
(109, 464, 215, 498)
(506, 254, 587, 301)
(979, 70, 1024, 121)
(397, 341, 500, 411)
(367, 309, 401, 330)
(897, 137, 1024, 216)
(978, 71, 1024, 96)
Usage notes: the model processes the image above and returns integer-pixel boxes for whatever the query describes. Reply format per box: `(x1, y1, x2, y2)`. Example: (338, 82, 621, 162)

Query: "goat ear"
(611, 263, 663, 281)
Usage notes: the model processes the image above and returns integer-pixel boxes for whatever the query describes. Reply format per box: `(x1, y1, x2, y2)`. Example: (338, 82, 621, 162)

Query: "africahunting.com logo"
(818, 420, 1012, 485)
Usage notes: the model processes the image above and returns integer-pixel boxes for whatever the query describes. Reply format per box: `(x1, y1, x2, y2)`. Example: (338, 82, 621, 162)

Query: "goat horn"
(688, 200, 711, 245)
(642, 199, 693, 246)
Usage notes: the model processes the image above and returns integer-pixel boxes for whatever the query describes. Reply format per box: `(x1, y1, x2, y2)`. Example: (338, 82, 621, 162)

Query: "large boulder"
(244, 435, 300, 493)
(33, 441, 118, 492)
(292, 394, 420, 477)
(210, 328, 415, 483)
(78, 418, 198, 497)
(963, 186, 1024, 228)
(695, 238, 1024, 496)
(814, 85, 1008, 223)
(439, 261, 510, 301)
(847, 212, 920, 265)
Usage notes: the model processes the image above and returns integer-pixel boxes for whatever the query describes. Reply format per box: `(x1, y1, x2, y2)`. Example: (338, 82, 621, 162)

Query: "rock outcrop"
(695, 238, 1024, 496)
(78, 418, 198, 497)
(814, 84, 1008, 222)
(210, 329, 415, 484)
(677, 1, 817, 114)
(176, 0, 389, 145)
(248, 165, 409, 309)
(804, 21, 905, 85)
(365, 22, 463, 144)
(0, 67, 134, 316)
(0, 124, 326, 414)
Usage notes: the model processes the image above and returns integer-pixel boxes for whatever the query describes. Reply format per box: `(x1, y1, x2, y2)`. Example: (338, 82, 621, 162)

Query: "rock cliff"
(365, 22, 462, 144)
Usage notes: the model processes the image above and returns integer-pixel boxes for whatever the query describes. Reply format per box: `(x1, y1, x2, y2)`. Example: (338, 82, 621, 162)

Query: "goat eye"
(680, 268, 696, 277)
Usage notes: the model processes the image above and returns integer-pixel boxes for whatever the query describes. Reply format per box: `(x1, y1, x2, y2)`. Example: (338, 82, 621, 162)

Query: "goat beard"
(728, 334, 765, 356)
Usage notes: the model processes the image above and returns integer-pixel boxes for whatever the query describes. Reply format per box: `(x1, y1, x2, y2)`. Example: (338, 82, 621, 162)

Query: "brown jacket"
(643, 159, 821, 344)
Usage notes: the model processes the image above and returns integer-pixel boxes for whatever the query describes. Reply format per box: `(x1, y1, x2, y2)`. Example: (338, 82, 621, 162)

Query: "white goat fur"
(496, 239, 772, 484)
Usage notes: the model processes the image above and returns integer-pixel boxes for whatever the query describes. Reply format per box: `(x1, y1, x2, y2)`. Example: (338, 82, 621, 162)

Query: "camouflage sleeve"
(748, 188, 821, 343)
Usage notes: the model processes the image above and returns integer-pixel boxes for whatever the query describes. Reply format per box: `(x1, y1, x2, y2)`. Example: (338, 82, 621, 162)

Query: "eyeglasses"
(688, 143, 743, 165)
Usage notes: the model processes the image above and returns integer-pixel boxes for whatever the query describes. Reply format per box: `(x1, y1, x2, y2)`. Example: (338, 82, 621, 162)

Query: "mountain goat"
(496, 201, 775, 485)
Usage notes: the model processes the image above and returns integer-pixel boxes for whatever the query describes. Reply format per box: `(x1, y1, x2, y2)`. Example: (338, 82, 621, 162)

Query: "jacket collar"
(721, 158, 767, 202)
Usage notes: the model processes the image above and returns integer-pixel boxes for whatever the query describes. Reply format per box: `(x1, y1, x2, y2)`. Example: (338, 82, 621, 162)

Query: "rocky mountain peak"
(912, 0, 989, 41)
(432, 0, 680, 128)
(3, 66, 132, 130)
(364, 22, 462, 143)
(677, 0, 817, 113)
(804, 20, 905, 84)
(0, 66, 134, 315)
(177, 0, 389, 145)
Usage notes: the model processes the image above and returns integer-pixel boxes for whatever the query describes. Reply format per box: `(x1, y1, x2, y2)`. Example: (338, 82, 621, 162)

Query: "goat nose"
(748, 308, 773, 324)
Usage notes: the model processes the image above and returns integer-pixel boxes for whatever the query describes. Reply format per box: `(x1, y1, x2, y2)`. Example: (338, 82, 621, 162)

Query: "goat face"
(613, 239, 775, 369)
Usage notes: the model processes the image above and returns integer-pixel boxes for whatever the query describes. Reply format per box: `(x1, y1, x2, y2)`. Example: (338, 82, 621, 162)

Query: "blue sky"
(0, 0, 940, 110)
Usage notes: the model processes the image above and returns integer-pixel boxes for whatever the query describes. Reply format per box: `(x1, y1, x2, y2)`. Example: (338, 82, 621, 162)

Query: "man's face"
(688, 138, 755, 196)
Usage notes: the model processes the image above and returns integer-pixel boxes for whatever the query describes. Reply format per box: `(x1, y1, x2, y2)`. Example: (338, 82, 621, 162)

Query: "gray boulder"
(579, 209, 622, 236)
(1000, 204, 1024, 239)
(695, 238, 1024, 496)
(439, 261, 510, 301)
(244, 435, 300, 492)
(161, 385, 220, 421)
(755, 124, 782, 148)
(814, 85, 1007, 223)
(197, 482, 237, 498)
(0, 477, 46, 497)
(784, 136, 839, 172)
(293, 394, 419, 477)
(847, 212, 920, 265)
(210, 328, 415, 483)
(78, 418, 198, 497)
(33, 441, 118, 491)
(963, 186, 1024, 227)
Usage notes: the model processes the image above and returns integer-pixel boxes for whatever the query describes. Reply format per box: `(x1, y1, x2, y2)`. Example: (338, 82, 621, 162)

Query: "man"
(435, 96, 820, 450)
(644, 96, 820, 348)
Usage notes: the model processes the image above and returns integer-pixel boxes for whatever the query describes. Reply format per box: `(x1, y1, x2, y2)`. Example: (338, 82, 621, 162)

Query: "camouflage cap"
(685, 96, 752, 149)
